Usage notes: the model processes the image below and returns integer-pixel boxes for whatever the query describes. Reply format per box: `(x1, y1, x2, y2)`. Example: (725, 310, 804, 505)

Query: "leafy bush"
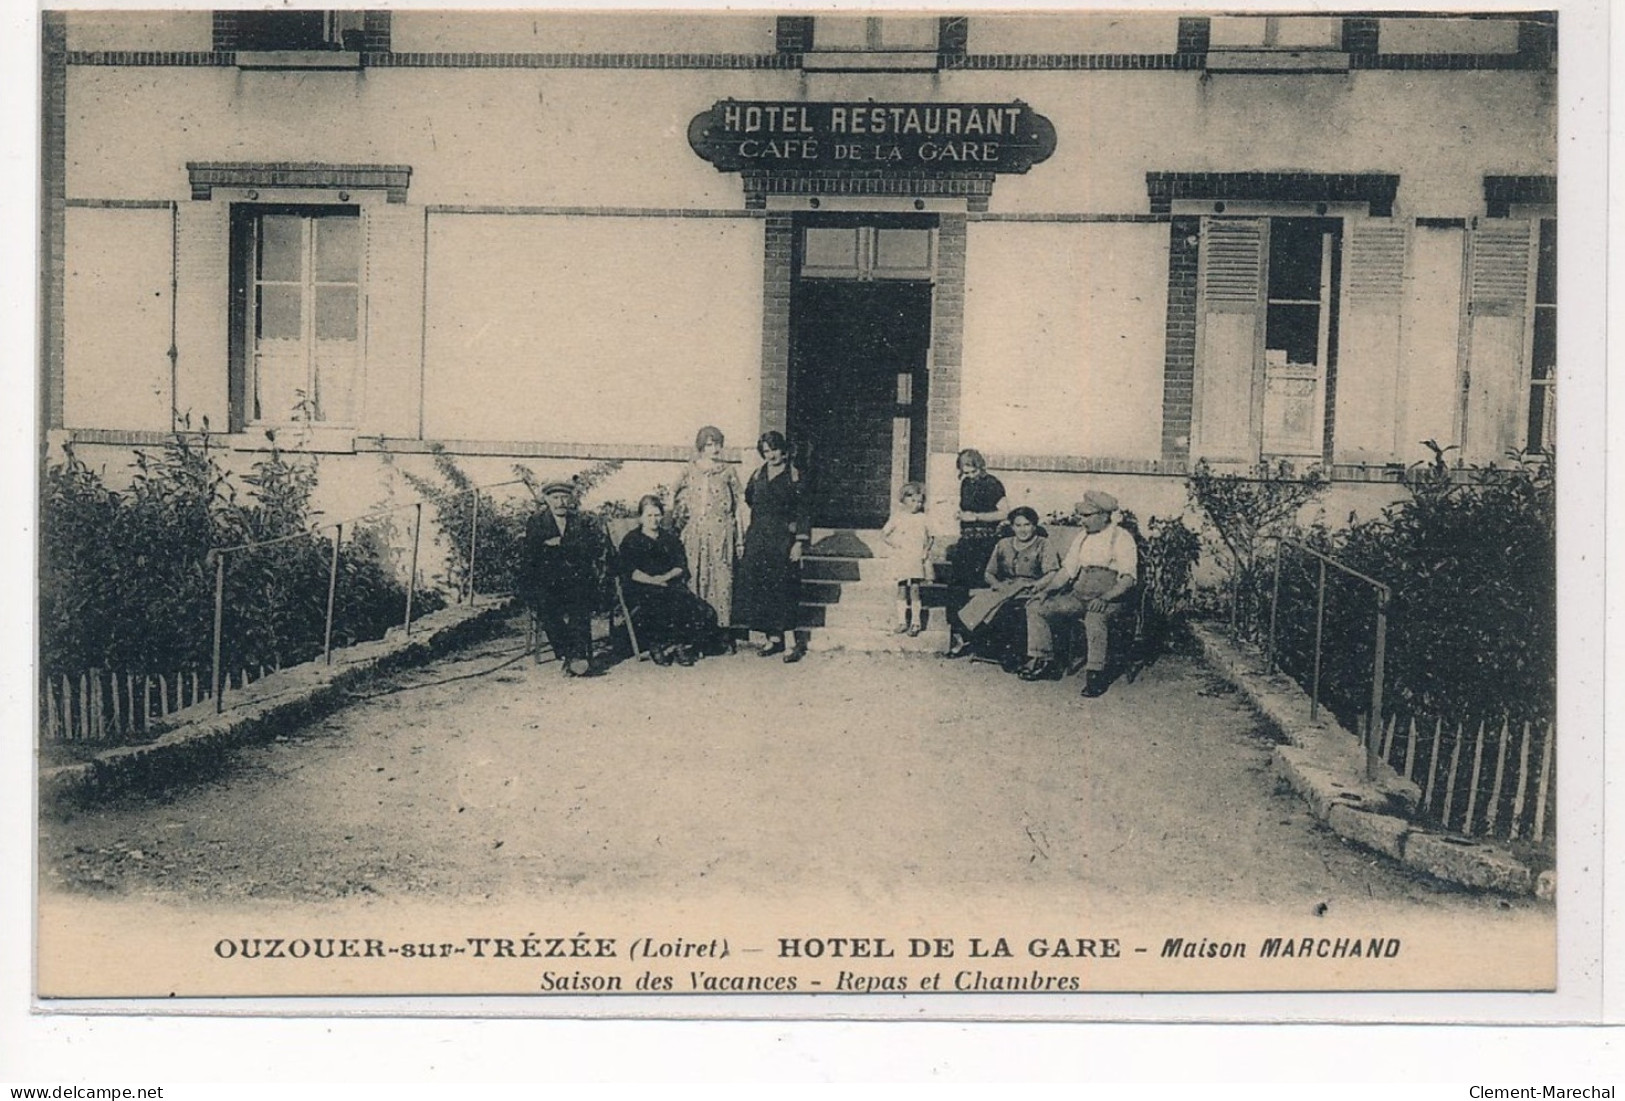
(40, 428, 426, 681)
(407, 448, 635, 609)
(1135, 514, 1202, 625)
(1187, 459, 1329, 630)
(1220, 449, 1555, 730)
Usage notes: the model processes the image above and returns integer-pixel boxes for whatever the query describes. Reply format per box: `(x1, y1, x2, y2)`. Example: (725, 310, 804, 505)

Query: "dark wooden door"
(789, 280, 932, 530)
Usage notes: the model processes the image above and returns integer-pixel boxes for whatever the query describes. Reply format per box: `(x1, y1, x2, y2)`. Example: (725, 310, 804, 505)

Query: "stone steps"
(796, 528, 952, 652)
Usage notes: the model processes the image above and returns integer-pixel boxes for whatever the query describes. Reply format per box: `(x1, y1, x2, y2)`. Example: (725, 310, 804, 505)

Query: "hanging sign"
(688, 100, 1056, 173)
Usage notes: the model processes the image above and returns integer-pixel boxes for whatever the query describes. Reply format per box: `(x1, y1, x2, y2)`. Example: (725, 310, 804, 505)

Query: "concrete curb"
(40, 600, 515, 807)
(1189, 622, 1550, 900)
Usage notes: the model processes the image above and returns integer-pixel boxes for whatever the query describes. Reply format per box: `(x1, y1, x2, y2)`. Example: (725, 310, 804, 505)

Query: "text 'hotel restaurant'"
(44, 9, 1556, 529)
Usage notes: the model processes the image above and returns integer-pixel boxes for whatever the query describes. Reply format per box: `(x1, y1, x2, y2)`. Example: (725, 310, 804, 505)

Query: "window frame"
(1184, 202, 1350, 468)
(228, 201, 367, 433)
(1522, 216, 1556, 452)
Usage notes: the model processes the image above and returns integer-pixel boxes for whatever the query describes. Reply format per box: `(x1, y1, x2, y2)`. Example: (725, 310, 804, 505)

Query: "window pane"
(1530, 307, 1555, 379)
(1526, 385, 1551, 451)
(1263, 372, 1322, 454)
(878, 17, 938, 49)
(257, 216, 304, 283)
(1265, 303, 1321, 366)
(256, 284, 303, 341)
(237, 11, 326, 51)
(1209, 16, 1268, 47)
(1274, 16, 1342, 48)
(815, 16, 870, 49)
(1268, 220, 1324, 301)
(315, 285, 359, 341)
(803, 227, 862, 274)
(253, 353, 306, 424)
(314, 354, 358, 424)
(1536, 218, 1556, 305)
(873, 228, 932, 273)
(315, 216, 361, 283)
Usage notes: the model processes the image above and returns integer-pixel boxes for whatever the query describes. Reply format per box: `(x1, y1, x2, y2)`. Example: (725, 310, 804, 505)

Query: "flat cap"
(1078, 490, 1119, 514)
(540, 480, 577, 497)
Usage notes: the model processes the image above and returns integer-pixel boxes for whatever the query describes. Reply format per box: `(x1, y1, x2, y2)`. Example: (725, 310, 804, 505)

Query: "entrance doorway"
(788, 216, 935, 530)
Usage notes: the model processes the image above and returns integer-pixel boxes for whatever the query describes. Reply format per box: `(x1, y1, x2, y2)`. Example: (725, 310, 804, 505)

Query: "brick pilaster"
(41, 12, 67, 430)
(1160, 217, 1200, 467)
(211, 10, 240, 52)
(1342, 17, 1380, 56)
(362, 11, 392, 54)
(775, 16, 814, 54)
(1175, 16, 1210, 54)
(927, 215, 967, 458)
(758, 214, 794, 434)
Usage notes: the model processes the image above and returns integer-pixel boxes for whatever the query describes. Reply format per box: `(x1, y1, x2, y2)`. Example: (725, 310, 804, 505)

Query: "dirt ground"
(40, 616, 1548, 922)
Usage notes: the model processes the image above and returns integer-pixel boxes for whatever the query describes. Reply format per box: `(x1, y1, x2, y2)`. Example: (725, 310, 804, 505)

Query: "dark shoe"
(782, 644, 806, 664)
(1080, 670, 1108, 698)
(650, 646, 673, 666)
(675, 646, 697, 666)
(1000, 653, 1023, 674)
(759, 638, 786, 658)
(1018, 658, 1056, 682)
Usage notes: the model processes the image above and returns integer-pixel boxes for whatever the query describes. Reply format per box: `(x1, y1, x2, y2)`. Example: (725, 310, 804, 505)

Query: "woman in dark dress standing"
(734, 430, 810, 663)
(945, 447, 1010, 654)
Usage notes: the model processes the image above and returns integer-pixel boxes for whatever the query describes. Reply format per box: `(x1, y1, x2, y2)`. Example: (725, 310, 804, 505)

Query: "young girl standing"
(881, 482, 932, 636)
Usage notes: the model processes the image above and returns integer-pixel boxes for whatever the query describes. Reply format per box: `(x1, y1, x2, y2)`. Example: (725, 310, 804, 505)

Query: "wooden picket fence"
(41, 662, 280, 745)
(1361, 708, 1555, 845)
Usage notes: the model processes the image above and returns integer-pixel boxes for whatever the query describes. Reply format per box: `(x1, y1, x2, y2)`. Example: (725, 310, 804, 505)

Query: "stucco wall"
(64, 64, 1552, 217)
(63, 206, 174, 431)
(421, 213, 762, 448)
(961, 221, 1168, 462)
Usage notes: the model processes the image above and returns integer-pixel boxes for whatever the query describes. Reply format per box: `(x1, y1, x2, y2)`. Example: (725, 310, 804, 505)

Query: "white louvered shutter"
(1334, 220, 1408, 463)
(1194, 218, 1266, 464)
(173, 201, 232, 432)
(1462, 219, 1534, 464)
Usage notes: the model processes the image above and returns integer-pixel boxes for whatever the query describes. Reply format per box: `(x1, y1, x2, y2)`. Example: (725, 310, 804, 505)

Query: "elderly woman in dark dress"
(944, 447, 1010, 653)
(618, 495, 719, 666)
(734, 430, 810, 663)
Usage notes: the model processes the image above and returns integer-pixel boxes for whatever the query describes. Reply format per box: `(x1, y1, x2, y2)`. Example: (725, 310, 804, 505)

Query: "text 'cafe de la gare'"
(693, 102, 1055, 167)
(43, 11, 1556, 539)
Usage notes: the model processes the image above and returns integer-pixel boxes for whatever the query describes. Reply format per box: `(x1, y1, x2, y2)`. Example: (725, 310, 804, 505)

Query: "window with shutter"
(1461, 219, 1534, 463)
(1194, 218, 1266, 464)
(1193, 216, 1341, 465)
(1525, 218, 1556, 451)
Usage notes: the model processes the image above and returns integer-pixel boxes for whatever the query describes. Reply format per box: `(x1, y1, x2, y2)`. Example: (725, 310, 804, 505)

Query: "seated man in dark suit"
(519, 480, 608, 677)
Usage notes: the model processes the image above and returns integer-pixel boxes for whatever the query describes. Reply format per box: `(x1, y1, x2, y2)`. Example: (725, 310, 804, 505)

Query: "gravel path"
(40, 619, 1546, 922)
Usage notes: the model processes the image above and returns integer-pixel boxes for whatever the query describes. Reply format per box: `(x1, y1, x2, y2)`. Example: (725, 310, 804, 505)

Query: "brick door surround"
(756, 204, 968, 502)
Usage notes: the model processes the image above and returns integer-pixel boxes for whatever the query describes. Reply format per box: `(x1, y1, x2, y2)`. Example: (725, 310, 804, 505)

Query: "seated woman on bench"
(946, 506, 1062, 666)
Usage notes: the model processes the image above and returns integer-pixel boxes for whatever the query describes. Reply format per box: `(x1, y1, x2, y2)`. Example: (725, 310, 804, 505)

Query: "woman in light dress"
(672, 425, 744, 638)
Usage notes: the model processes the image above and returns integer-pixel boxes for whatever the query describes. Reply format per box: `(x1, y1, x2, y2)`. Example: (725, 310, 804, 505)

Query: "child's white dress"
(882, 510, 932, 583)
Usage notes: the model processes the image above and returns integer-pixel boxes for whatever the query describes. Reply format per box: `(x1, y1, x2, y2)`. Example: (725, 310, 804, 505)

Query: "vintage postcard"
(27, 0, 1606, 1020)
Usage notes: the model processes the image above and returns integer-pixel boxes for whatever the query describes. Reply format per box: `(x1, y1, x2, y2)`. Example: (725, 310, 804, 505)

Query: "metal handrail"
(1267, 538, 1391, 781)
(206, 477, 535, 713)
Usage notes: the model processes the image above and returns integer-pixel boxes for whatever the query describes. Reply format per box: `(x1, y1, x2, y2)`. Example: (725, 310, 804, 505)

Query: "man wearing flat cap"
(519, 479, 609, 677)
(1019, 489, 1138, 696)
